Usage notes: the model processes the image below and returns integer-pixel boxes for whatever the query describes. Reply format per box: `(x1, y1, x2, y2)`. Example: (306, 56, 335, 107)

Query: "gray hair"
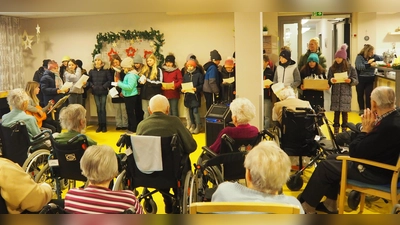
(309, 37, 320, 48)
(229, 97, 256, 125)
(80, 145, 118, 184)
(59, 104, 86, 131)
(7, 88, 29, 110)
(244, 141, 291, 194)
(149, 94, 169, 113)
(276, 87, 296, 101)
(371, 86, 396, 109)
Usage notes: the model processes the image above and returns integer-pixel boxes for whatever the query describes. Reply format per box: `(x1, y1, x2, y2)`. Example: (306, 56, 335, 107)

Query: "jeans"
(356, 82, 373, 110)
(168, 98, 179, 117)
(68, 93, 83, 106)
(142, 99, 150, 119)
(189, 107, 200, 125)
(114, 103, 128, 127)
(124, 96, 138, 132)
(94, 94, 107, 125)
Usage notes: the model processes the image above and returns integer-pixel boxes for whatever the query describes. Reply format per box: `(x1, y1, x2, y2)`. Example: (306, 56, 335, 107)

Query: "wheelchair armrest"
(202, 146, 218, 158)
(67, 134, 87, 144)
(32, 129, 52, 140)
(260, 129, 275, 140)
(116, 134, 127, 148)
(336, 155, 398, 172)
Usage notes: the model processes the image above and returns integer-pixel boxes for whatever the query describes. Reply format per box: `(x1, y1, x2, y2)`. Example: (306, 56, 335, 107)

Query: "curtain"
(0, 16, 24, 91)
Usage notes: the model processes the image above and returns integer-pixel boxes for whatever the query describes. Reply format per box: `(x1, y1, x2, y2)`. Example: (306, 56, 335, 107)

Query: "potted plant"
(263, 26, 269, 35)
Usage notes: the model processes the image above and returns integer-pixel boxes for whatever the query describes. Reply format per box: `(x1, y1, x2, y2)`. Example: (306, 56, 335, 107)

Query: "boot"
(96, 125, 102, 133)
(192, 124, 201, 134)
(102, 124, 107, 133)
(333, 126, 340, 134)
(189, 124, 196, 133)
(341, 126, 347, 132)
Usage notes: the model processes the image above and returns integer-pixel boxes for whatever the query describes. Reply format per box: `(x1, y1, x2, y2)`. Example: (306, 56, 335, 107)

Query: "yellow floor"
(80, 111, 392, 214)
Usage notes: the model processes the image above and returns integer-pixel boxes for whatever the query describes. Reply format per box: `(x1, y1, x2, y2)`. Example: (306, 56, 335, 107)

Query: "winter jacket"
(183, 68, 204, 108)
(40, 70, 65, 103)
(355, 54, 380, 83)
(33, 67, 46, 106)
(298, 50, 327, 70)
(162, 66, 183, 99)
(64, 67, 83, 94)
(203, 62, 220, 94)
(141, 67, 163, 100)
(273, 60, 301, 89)
(263, 67, 275, 99)
(220, 66, 236, 102)
(117, 71, 139, 97)
(328, 65, 359, 112)
(109, 68, 126, 103)
(88, 67, 112, 96)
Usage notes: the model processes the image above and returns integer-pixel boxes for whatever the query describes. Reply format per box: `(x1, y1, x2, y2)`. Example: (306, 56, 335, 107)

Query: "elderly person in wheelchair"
(299, 86, 400, 214)
(1, 88, 42, 141)
(211, 141, 304, 213)
(54, 104, 96, 146)
(0, 158, 52, 214)
(209, 97, 259, 154)
(64, 145, 143, 214)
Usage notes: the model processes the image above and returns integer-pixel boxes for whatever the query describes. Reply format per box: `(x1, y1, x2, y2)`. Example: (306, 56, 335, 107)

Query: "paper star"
(36, 24, 41, 34)
(130, 39, 135, 44)
(125, 46, 136, 57)
(24, 37, 33, 49)
(21, 30, 34, 49)
(144, 50, 153, 59)
(112, 41, 117, 47)
(107, 48, 118, 61)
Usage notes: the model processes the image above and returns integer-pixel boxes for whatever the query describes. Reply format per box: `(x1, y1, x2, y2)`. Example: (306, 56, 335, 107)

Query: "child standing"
(161, 53, 183, 117)
(328, 44, 358, 134)
(273, 49, 301, 94)
(182, 59, 204, 134)
(220, 57, 236, 103)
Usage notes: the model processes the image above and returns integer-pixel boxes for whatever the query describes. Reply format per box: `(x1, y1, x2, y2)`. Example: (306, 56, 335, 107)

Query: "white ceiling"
(0, 12, 116, 19)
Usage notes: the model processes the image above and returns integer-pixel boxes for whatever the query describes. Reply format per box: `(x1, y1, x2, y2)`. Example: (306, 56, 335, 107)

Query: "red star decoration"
(144, 50, 153, 59)
(125, 46, 136, 57)
(107, 48, 118, 61)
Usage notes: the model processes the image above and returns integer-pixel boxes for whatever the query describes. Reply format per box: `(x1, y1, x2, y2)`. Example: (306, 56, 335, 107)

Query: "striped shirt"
(64, 185, 143, 214)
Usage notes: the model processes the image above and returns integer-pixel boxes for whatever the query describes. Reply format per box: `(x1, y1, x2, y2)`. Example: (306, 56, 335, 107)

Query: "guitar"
(25, 105, 47, 128)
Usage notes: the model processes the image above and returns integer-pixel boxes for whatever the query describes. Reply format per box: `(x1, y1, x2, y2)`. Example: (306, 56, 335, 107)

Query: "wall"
(20, 12, 236, 121)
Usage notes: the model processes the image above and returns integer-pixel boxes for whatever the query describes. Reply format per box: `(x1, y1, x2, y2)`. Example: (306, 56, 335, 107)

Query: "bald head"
(148, 94, 169, 114)
(371, 86, 396, 110)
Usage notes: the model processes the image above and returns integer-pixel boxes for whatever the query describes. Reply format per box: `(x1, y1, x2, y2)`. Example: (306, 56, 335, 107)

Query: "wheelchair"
(189, 130, 273, 205)
(112, 133, 192, 214)
(39, 203, 136, 214)
(34, 134, 88, 199)
(271, 106, 342, 191)
(0, 121, 52, 178)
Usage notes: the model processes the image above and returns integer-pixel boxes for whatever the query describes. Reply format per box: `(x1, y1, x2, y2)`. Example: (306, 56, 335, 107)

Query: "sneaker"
(189, 124, 196, 133)
(96, 126, 102, 133)
(102, 126, 107, 133)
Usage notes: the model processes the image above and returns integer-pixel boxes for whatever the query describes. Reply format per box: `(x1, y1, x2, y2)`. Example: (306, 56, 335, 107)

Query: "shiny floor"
(80, 111, 392, 214)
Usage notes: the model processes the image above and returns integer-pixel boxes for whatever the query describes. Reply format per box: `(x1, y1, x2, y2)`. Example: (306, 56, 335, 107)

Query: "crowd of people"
(1, 38, 397, 215)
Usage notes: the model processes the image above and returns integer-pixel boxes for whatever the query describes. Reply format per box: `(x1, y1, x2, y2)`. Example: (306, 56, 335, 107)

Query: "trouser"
(188, 107, 200, 125)
(135, 96, 144, 124)
(42, 117, 61, 133)
(142, 99, 150, 119)
(203, 92, 214, 111)
(124, 95, 138, 132)
(168, 98, 179, 117)
(356, 82, 373, 110)
(333, 111, 348, 128)
(68, 93, 83, 106)
(264, 98, 273, 129)
(301, 154, 390, 207)
(94, 94, 107, 125)
(114, 103, 128, 128)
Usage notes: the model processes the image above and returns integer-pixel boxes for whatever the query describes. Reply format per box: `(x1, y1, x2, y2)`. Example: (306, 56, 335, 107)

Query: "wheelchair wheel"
(34, 164, 58, 199)
(22, 149, 50, 178)
(347, 190, 361, 210)
(143, 198, 157, 214)
(112, 170, 126, 191)
(182, 170, 193, 214)
(286, 174, 303, 191)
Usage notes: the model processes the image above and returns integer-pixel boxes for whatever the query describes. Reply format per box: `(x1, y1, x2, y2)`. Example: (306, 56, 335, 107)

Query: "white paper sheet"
(223, 77, 235, 84)
(73, 75, 89, 89)
(334, 72, 348, 83)
(181, 82, 194, 93)
(108, 87, 119, 98)
(111, 82, 118, 87)
(60, 82, 73, 91)
(139, 75, 146, 83)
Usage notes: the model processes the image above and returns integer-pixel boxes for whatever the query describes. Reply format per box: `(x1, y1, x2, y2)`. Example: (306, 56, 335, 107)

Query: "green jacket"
(54, 130, 97, 146)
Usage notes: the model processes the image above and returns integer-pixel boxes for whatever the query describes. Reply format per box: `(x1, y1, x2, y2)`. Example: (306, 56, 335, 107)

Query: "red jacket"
(162, 67, 183, 99)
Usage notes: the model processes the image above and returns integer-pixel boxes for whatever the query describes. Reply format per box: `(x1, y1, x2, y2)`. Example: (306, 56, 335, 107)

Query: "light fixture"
(302, 27, 310, 33)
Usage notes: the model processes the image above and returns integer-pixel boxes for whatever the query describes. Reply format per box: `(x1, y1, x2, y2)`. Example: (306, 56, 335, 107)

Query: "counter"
(375, 67, 400, 106)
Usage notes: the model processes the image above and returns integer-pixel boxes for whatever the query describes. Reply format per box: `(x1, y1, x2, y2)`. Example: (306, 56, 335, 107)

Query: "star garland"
(21, 30, 34, 49)
(92, 28, 165, 66)
(107, 48, 118, 61)
(125, 46, 137, 57)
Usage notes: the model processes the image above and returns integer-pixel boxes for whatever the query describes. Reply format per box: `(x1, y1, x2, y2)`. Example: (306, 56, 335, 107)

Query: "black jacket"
(40, 70, 65, 104)
(88, 67, 112, 95)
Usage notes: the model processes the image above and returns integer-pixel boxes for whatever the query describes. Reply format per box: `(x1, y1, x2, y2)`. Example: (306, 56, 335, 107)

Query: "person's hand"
(265, 84, 270, 88)
(193, 87, 197, 92)
(360, 108, 376, 133)
(371, 62, 377, 67)
(182, 89, 186, 93)
(344, 78, 351, 83)
(161, 86, 166, 90)
(330, 78, 337, 83)
(368, 58, 375, 64)
(300, 84, 305, 90)
(39, 111, 45, 117)
(325, 84, 330, 90)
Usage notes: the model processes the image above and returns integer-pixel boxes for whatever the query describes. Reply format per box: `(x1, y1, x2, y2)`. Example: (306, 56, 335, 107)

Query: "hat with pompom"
(335, 44, 348, 59)
(224, 57, 234, 68)
(307, 53, 319, 64)
(133, 54, 143, 64)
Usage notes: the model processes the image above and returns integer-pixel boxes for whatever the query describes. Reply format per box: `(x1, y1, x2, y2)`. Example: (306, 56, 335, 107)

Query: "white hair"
(229, 97, 256, 125)
(7, 88, 29, 110)
(371, 86, 396, 109)
(80, 145, 118, 185)
(244, 141, 291, 193)
(276, 87, 296, 101)
(149, 94, 169, 113)
(59, 104, 86, 132)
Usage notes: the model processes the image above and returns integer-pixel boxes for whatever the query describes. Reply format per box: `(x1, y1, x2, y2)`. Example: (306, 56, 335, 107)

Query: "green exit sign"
(312, 12, 323, 16)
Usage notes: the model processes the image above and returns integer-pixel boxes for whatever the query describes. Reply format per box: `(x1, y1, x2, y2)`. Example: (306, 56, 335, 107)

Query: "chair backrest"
(189, 202, 301, 214)
(280, 107, 318, 156)
(125, 134, 189, 190)
(50, 134, 88, 181)
(0, 121, 30, 167)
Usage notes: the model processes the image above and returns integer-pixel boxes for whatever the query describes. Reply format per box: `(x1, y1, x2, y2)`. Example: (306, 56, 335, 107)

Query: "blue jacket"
(40, 70, 65, 103)
(355, 54, 376, 83)
(88, 67, 112, 95)
(202, 62, 220, 94)
(117, 71, 139, 97)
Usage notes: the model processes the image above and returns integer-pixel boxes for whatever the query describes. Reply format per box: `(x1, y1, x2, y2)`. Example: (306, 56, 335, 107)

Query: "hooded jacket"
(202, 61, 220, 94)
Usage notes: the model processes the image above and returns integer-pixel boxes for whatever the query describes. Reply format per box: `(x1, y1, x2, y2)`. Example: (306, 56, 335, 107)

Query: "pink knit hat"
(335, 44, 348, 59)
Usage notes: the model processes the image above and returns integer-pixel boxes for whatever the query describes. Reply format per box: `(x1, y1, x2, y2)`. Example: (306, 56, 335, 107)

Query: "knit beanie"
(121, 57, 133, 68)
(133, 54, 143, 64)
(165, 54, 176, 64)
(186, 59, 197, 67)
(279, 49, 291, 61)
(93, 54, 102, 61)
(42, 59, 51, 67)
(335, 44, 348, 59)
(75, 59, 83, 68)
(62, 55, 70, 62)
(186, 53, 196, 61)
(210, 50, 222, 61)
(307, 53, 319, 64)
(224, 57, 234, 68)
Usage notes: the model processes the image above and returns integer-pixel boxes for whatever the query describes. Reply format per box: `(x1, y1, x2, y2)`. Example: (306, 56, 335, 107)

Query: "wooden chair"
(337, 155, 400, 214)
(189, 202, 301, 214)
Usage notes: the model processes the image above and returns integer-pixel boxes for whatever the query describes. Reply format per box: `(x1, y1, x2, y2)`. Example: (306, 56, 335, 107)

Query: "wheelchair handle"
(221, 134, 235, 145)
(67, 134, 87, 144)
(32, 129, 52, 140)
(116, 134, 127, 147)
